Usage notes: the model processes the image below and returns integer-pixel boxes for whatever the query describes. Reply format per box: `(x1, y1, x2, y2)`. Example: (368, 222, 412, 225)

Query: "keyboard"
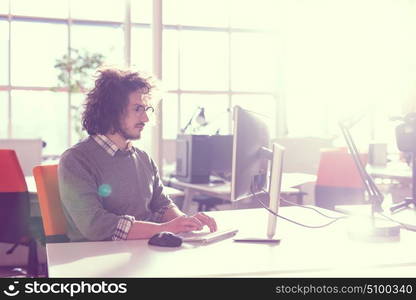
(179, 228, 239, 244)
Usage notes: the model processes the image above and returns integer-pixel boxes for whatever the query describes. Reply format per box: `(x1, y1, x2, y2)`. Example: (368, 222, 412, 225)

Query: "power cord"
(278, 190, 416, 232)
(378, 212, 416, 232)
(279, 197, 347, 220)
(250, 187, 343, 229)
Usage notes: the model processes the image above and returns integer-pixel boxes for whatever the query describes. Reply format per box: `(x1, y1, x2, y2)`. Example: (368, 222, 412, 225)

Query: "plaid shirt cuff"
(112, 215, 135, 241)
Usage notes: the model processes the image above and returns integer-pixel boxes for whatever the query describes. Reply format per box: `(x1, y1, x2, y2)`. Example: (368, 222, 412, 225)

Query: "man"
(58, 68, 217, 242)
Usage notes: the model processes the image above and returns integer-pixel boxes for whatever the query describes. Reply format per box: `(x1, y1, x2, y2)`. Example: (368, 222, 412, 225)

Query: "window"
(2, 0, 141, 155)
(162, 29, 179, 90)
(71, 24, 124, 67)
(229, 0, 276, 29)
(164, 0, 229, 28)
(0, 1, 8, 14)
(230, 32, 278, 91)
(0, 21, 8, 85)
(11, 90, 68, 155)
(11, 21, 67, 87)
(70, 0, 123, 22)
(131, 0, 152, 23)
(70, 92, 86, 145)
(0, 92, 8, 138)
(162, 2, 278, 139)
(180, 30, 229, 91)
(11, 0, 68, 18)
(278, 0, 416, 154)
(180, 94, 230, 135)
(161, 93, 179, 138)
(131, 26, 152, 73)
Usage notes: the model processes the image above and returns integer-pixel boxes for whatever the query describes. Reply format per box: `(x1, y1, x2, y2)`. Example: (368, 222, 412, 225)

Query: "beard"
(118, 126, 141, 141)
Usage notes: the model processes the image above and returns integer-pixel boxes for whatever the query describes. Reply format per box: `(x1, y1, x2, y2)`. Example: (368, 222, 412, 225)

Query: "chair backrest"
(0, 150, 30, 242)
(32, 165, 67, 240)
(0, 149, 27, 193)
(316, 147, 368, 189)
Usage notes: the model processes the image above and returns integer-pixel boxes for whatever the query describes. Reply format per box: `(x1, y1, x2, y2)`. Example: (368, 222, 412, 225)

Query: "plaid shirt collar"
(92, 134, 134, 157)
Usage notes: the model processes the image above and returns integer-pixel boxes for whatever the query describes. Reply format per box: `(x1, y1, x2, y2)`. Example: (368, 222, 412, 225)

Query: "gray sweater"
(58, 136, 173, 242)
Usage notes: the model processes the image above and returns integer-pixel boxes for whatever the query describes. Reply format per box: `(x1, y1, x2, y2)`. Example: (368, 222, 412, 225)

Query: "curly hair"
(82, 68, 156, 135)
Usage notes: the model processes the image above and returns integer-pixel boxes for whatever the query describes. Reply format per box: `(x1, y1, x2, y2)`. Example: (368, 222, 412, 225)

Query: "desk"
(165, 173, 316, 213)
(367, 162, 412, 182)
(46, 207, 416, 277)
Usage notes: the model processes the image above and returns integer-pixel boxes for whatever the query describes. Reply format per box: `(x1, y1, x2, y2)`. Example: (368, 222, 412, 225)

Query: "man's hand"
(162, 215, 204, 233)
(192, 212, 217, 232)
(162, 213, 217, 233)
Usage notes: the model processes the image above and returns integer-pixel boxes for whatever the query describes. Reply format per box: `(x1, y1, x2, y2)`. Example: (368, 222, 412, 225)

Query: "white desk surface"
(26, 175, 36, 194)
(367, 162, 412, 181)
(47, 207, 416, 278)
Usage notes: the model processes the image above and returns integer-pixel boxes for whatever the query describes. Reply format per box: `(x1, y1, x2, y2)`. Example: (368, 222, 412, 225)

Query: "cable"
(279, 197, 347, 220)
(377, 212, 416, 232)
(280, 195, 416, 231)
(251, 188, 343, 229)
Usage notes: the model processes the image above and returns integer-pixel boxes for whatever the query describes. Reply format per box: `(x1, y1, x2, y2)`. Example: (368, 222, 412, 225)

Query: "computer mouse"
(148, 232, 183, 247)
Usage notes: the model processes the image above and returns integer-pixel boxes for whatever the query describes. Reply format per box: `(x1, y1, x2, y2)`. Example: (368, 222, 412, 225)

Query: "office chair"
(315, 147, 367, 210)
(32, 165, 69, 243)
(0, 149, 38, 277)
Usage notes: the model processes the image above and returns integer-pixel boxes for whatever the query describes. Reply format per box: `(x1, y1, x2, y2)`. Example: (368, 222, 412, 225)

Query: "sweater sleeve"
(58, 150, 134, 241)
(148, 158, 176, 222)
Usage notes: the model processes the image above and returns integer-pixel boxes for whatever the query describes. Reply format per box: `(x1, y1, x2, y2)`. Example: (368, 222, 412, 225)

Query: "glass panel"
(231, 32, 278, 92)
(70, 0, 124, 22)
(70, 92, 87, 145)
(131, 0, 152, 23)
(71, 24, 124, 67)
(230, 0, 277, 29)
(0, 92, 8, 138)
(162, 29, 179, 90)
(0, 1, 8, 14)
(164, 0, 229, 28)
(180, 30, 228, 90)
(162, 93, 178, 139)
(232, 94, 276, 137)
(180, 94, 229, 135)
(11, 21, 67, 87)
(131, 27, 152, 74)
(11, 90, 68, 155)
(0, 21, 8, 85)
(11, 0, 68, 18)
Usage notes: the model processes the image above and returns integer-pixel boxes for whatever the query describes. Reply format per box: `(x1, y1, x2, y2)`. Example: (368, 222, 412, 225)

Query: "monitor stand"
(233, 144, 284, 245)
(233, 237, 280, 244)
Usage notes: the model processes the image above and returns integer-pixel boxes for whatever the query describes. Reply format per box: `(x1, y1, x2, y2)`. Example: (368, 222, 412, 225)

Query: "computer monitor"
(231, 106, 284, 242)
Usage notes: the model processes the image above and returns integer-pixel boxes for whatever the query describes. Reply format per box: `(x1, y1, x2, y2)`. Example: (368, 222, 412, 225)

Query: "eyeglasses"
(134, 105, 155, 114)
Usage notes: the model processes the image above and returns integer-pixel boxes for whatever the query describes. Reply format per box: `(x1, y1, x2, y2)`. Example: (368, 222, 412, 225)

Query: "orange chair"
(0, 149, 38, 276)
(315, 147, 368, 209)
(32, 165, 68, 243)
